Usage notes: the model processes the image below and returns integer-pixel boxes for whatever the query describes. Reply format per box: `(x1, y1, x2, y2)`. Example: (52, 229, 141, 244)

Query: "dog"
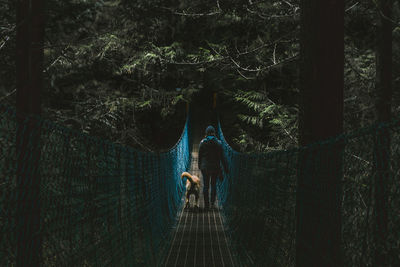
(181, 172, 200, 210)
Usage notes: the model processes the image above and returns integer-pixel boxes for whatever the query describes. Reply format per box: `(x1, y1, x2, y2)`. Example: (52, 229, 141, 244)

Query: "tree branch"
(159, 6, 221, 17)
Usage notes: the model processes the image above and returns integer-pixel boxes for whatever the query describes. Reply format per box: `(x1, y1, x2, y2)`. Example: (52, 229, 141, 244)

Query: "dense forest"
(1, 0, 399, 152)
(1, 1, 400, 266)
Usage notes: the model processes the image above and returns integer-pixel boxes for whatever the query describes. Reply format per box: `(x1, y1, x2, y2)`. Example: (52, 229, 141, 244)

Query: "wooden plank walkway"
(163, 137, 237, 267)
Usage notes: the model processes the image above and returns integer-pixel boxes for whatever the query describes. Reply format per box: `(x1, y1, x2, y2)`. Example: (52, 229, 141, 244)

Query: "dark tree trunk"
(373, 0, 393, 266)
(296, 0, 344, 266)
(16, 0, 45, 266)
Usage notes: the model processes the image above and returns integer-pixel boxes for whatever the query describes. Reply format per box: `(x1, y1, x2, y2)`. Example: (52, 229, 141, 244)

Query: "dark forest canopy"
(1, 0, 400, 151)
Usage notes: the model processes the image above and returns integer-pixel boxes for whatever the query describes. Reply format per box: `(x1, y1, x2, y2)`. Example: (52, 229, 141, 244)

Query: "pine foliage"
(227, 90, 297, 152)
(1, 0, 400, 151)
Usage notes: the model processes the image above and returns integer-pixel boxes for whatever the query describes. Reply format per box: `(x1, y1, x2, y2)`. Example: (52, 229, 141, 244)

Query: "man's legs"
(202, 171, 210, 208)
(210, 173, 218, 207)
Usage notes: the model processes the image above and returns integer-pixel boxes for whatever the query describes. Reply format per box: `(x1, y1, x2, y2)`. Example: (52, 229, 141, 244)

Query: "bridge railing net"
(0, 104, 191, 266)
(217, 119, 400, 266)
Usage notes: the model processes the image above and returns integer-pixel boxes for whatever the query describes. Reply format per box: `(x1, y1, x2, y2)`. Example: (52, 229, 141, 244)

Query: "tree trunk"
(297, 0, 344, 266)
(16, 0, 45, 266)
(373, 0, 393, 266)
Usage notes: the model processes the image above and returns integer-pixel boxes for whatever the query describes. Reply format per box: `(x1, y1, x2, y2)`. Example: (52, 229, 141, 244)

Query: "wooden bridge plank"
(163, 137, 236, 267)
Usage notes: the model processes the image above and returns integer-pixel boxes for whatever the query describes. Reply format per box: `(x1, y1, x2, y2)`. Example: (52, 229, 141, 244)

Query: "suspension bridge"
(0, 102, 399, 266)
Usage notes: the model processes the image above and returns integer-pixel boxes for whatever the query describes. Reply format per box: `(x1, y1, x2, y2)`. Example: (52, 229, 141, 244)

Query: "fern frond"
(238, 114, 264, 128)
(235, 96, 266, 112)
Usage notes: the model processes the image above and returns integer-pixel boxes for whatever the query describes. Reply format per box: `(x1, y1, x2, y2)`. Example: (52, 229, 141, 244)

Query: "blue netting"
(217, 118, 400, 266)
(0, 103, 191, 266)
(1, 101, 400, 266)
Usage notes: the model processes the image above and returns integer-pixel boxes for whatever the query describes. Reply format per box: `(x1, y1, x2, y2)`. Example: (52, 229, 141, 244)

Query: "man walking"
(198, 125, 229, 210)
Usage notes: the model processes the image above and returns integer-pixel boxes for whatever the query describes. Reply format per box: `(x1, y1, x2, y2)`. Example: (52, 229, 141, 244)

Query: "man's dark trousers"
(202, 170, 218, 208)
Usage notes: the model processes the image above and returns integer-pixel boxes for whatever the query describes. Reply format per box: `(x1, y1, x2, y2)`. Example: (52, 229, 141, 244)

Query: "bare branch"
(230, 54, 298, 73)
(272, 43, 277, 64)
(345, 2, 359, 12)
(0, 89, 16, 102)
(159, 6, 221, 17)
(44, 45, 73, 73)
(246, 7, 298, 20)
(233, 31, 297, 57)
(236, 69, 256, 80)
(0, 36, 10, 50)
(161, 56, 226, 66)
(216, 0, 221, 10)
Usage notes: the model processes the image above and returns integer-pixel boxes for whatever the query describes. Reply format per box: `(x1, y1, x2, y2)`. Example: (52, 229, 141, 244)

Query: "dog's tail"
(181, 172, 195, 184)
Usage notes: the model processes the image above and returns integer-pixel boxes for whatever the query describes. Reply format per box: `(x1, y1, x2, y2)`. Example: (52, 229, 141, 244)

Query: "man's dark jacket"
(198, 135, 228, 173)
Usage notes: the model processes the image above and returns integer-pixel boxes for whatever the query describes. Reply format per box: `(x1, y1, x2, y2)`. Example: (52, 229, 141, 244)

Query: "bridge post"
(297, 0, 344, 266)
(373, 0, 393, 265)
(16, 0, 45, 266)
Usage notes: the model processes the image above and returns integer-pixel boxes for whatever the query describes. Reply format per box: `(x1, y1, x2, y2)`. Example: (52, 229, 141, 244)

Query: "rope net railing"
(217, 119, 400, 266)
(0, 103, 192, 266)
